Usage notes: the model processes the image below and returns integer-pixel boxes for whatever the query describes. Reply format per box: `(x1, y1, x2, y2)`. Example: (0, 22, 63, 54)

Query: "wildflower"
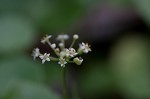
(39, 53, 50, 64)
(73, 57, 83, 65)
(79, 42, 91, 53)
(56, 34, 69, 41)
(32, 34, 91, 67)
(41, 35, 52, 44)
(32, 48, 40, 60)
(73, 34, 79, 39)
(66, 48, 78, 57)
(58, 57, 67, 67)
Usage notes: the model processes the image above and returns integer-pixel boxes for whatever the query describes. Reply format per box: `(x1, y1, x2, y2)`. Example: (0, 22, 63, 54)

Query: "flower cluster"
(32, 34, 91, 67)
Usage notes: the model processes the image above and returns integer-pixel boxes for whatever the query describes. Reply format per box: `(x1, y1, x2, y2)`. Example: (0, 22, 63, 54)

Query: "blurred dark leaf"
(132, 0, 150, 25)
(79, 61, 114, 97)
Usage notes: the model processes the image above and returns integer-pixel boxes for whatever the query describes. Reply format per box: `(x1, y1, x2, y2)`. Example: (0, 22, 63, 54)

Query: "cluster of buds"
(32, 34, 91, 67)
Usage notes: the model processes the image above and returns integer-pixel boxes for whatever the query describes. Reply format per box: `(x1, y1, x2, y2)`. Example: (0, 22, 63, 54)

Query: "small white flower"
(58, 57, 67, 67)
(41, 34, 52, 44)
(79, 42, 91, 53)
(73, 57, 83, 65)
(39, 53, 50, 64)
(56, 34, 69, 41)
(51, 43, 56, 49)
(66, 48, 78, 57)
(32, 48, 40, 60)
(73, 34, 79, 39)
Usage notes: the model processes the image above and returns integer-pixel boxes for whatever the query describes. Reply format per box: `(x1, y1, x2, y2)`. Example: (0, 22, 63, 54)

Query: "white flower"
(58, 57, 67, 67)
(39, 53, 50, 64)
(65, 48, 78, 57)
(32, 48, 40, 60)
(51, 43, 56, 49)
(41, 35, 52, 44)
(56, 34, 69, 41)
(73, 57, 83, 65)
(79, 42, 91, 53)
(73, 34, 79, 39)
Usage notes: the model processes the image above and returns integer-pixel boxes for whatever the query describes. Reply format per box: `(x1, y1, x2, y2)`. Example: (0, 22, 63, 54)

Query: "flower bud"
(73, 34, 79, 39)
(60, 51, 66, 57)
(73, 57, 83, 65)
(51, 43, 56, 49)
(55, 48, 60, 52)
(59, 43, 64, 47)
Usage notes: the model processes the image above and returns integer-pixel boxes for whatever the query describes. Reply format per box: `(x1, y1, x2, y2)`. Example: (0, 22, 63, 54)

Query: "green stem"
(62, 67, 68, 99)
(69, 39, 76, 48)
(47, 41, 60, 56)
(49, 57, 59, 61)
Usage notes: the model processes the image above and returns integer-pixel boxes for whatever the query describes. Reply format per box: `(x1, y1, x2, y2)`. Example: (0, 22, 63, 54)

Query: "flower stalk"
(62, 67, 68, 99)
(32, 33, 91, 99)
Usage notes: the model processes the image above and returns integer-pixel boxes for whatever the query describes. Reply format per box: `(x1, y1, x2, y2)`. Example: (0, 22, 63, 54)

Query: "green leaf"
(11, 82, 61, 99)
(0, 56, 45, 97)
(0, 15, 35, 52)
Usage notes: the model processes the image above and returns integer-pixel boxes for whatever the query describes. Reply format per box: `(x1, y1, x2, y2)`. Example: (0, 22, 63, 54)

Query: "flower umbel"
(32, 34, 91, 99)
(32, 34, 91, 67)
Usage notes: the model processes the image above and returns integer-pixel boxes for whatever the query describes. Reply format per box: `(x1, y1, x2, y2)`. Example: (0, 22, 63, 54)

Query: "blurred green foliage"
(110, 36, 150, 98)
(0, 0, 150, 99)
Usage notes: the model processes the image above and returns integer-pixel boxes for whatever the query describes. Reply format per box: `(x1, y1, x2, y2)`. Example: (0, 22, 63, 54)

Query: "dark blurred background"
(0, 0, 150, 99)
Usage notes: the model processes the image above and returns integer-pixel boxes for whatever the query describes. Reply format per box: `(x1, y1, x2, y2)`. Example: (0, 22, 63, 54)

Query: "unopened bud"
(73, 34, 79, 39)
(73, 57, 83, 65)
(51, 43, 56, 49)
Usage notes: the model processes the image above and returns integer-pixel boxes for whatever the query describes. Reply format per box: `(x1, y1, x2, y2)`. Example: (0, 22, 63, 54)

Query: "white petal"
(39, 55, 44, 59)
(58, 62, 61, 64)
(33, 56, 36, 60)
(47, 35, 52, 39)
(47, 54, 50, 56)
(46, 58, 50, 61)
(64, 61, 67, 64)
(42, 60, 45, 64)
(84, 49, 88, 53)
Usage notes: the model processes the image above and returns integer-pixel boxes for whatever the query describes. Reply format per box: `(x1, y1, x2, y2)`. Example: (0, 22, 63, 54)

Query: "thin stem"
(49, 56, 59, 61)
(62, 67, 68, 99)
(60, 39, 65, 50)
(47, 41, 60, 56)
(67, 60, 74, 63)
(69, 39, 76, 48)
